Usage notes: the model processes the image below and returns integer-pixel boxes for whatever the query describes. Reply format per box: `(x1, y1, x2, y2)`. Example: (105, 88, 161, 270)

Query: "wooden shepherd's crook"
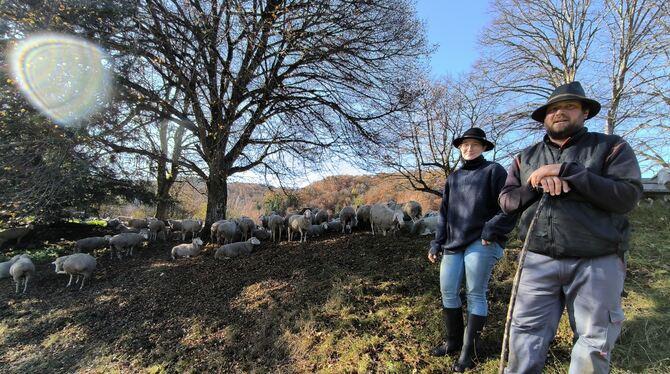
(498, 192, 549, 374)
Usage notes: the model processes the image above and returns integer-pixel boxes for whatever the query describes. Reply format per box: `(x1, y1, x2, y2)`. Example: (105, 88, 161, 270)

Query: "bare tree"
(480, 0, 669, 170)
(361, 75, 518, 197)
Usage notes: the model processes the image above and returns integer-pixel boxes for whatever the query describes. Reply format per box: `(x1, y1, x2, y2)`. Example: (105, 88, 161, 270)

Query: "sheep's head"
(393, 212, 405, 227)
(249, 237, 261, 245)
(52, 256, 67, 273)
(193, 237, 204, 246)
(321, 222, 329, 230)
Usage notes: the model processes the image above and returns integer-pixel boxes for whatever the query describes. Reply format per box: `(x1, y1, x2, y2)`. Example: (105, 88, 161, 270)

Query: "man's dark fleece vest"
(517, 131, 630, 258)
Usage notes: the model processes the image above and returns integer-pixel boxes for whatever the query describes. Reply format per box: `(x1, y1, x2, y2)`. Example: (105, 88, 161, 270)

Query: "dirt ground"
(0, 222, 438, 373)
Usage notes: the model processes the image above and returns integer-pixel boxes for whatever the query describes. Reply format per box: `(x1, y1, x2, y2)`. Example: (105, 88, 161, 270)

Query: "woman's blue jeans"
(439, 240, 503, 316)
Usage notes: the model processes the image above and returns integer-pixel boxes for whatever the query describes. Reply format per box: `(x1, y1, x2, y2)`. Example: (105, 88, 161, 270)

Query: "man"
(499, 81, 642, 374)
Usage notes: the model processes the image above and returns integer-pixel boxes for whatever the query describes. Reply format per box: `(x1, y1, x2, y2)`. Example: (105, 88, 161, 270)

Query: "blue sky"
(415, 1, 492, 77)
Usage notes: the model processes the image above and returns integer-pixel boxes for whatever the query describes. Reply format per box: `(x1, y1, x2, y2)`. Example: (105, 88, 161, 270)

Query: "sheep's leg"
(67, 274, 74, 287)
(23, 276, 29, 294)
(80, 276, 86, 290)
(15, 280, 20, 294)
(371, 221, 375, 235)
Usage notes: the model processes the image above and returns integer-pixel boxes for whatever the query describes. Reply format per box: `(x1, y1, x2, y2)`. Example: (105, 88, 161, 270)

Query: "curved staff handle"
(498, 192, 549, 374)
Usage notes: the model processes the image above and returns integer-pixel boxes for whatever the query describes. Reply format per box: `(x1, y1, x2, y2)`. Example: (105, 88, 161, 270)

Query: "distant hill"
(226, 174, 444, 219)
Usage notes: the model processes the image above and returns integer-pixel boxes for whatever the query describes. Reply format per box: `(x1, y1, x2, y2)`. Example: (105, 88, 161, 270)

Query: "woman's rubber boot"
(430, 307, 463, 356)
(453, 314, 487, 372)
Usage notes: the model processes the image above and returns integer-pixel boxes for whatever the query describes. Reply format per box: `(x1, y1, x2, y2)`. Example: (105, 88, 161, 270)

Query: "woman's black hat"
(452, 127, 495, 151)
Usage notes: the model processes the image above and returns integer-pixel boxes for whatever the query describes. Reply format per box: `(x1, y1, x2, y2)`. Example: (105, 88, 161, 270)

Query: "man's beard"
(546, 120, 583, 140)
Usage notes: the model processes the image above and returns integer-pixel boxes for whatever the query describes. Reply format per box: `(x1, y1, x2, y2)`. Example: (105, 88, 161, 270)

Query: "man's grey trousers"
(505, 252, 626, 374)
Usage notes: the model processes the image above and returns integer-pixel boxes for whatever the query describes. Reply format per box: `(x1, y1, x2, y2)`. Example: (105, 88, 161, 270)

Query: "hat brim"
(531, 94, 601, 122)
(452, 136, 495, 151)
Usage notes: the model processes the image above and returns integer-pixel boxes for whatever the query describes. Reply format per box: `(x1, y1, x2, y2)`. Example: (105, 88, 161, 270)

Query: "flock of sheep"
(0, 200, 439, 294)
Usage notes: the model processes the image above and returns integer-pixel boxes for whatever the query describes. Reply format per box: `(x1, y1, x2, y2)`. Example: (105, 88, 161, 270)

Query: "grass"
(0, 204, 667, 373)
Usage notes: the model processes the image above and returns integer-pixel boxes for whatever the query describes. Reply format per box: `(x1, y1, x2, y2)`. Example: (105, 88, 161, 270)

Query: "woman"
(428, 127, 517, 372)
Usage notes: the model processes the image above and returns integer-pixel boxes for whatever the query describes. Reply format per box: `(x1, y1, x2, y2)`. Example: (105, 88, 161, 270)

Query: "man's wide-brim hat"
(531, 81, 601, 122)
(452, 127, 494, 151)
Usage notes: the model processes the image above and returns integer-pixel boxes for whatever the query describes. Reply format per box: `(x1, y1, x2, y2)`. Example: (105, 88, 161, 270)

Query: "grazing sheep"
(168, 219, 183, 232)
(402, 201, 423, 222)
(74, 235, 112, 253)
(128, 218, 148, 230)
(417, 215, 439, 235)
(52, 253, 97, 290)
(9, 255, 34, 294)
(326, 219, 342, 233)
(235, 217, 256, 241)
(314, 209, 330, 225)
(356, 205, 372, 231)
(339, 207, 357, 234)
(288, 211, 312, 242)
(214, 237, 261, 259)
(216, 220, 239, 244)
(109, 232, 147, 260)
(251, 227, 272, 241)
(370, 204, 405, 236)
(259, 215, 270, 229)
(268, 214, 285, 243)
(210, 220, 227, 243)
(0, 255, 22, 279)
(0, 224, 34, 248)
(171, 238, 204, 259)
(307, 222, 329, 238)
(148, 219, 168, 241)
(180, 219, 203, 241)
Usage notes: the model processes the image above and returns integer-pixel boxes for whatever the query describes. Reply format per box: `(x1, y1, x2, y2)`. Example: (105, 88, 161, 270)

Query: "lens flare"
(8, 33, 113, 126)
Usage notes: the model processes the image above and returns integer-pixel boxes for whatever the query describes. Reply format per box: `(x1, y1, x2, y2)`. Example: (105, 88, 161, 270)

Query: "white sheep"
(0, 254, 22, 279)
(288, 210, 312, 242)
(402, 201, 423, 222)
(9, 255, 34, 294)
(74, 235, 112, 253)
(339, 206, 357, 234)
(356, 205, 372, 231)
(210, 220, 227, 243)
(109, 232, 147, 260)
(171, 237, 204, 259)
(168, 219, 183, 232)
(52, 253, 97, 290)
(216, 220, 240, 244)
(214, 237, 261, 259)
(148, 219, 168, 241)
(180, 219, 203, 241)
(236, 216, 256, 241)
(0, 224, 34, 248)
(417, 215, 439, 235)
(268, 214, 285, 243)
(370, 203, 405, 236)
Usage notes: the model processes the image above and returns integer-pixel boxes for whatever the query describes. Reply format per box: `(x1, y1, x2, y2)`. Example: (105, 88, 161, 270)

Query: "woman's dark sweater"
(430, 156, 518, 254)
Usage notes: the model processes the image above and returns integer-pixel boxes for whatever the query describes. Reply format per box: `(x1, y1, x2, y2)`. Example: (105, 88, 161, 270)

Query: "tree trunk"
(154, 177, 174, 220)
(205, 171, 228, 228)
